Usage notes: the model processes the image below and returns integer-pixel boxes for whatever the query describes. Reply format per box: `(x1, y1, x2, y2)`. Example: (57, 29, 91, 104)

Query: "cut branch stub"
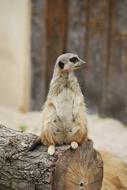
(53, 140, 103, 190)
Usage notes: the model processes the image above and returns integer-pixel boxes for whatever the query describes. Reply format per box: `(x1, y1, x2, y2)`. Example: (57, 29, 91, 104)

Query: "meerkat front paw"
(70, 141, 78, 149)
(48, 145, 55, 155)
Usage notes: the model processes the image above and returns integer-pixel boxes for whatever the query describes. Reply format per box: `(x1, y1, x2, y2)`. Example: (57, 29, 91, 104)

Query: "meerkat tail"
(48, 145, 55, 155)
(70, 141, 78, 149)
(29, 137, 42, 151)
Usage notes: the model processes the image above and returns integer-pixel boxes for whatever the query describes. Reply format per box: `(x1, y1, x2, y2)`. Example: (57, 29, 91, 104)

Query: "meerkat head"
(55, 53, 86, 74)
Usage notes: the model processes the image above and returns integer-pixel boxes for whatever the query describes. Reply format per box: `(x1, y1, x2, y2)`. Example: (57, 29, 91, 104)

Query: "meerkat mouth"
(74, 65, 82, 69)
(62, 66, 82, 72)
(73, 63, 86, 70)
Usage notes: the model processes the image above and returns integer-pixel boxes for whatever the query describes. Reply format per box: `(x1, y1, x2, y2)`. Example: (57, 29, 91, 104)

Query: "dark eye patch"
(69, 57, 79, 63)
(58, 61, 64, 69)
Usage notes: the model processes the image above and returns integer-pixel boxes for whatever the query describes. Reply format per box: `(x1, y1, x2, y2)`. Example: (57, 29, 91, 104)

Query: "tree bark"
(0, 125, 103, 190)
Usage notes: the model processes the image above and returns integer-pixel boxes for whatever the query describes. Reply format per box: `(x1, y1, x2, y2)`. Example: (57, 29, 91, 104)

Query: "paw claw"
(71, 142, 78, 149)
(48, 145, 55, 155)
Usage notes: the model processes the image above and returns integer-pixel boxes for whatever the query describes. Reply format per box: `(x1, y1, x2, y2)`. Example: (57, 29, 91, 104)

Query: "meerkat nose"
(73, 58, 86, 69)
(79, 58, 86, 64)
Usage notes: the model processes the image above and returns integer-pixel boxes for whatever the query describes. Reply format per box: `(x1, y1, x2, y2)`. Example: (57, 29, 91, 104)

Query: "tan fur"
(40, 53, 87, 154)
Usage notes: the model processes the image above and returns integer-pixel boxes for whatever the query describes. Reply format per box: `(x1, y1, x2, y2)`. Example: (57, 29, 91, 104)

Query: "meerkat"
(30, 53, 88, 155)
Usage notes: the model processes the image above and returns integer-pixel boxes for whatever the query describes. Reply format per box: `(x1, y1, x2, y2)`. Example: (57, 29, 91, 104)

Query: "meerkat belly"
(49, 88, 86, 144)
(51, 89, 78, 142)
(55, 88, 74, 123)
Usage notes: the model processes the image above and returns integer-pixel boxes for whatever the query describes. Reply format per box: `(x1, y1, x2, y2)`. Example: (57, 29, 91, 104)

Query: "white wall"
(0, 0, 31, 112)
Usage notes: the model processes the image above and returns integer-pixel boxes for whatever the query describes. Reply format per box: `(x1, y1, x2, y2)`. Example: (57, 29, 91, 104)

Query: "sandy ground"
(0, 106, 127, 163)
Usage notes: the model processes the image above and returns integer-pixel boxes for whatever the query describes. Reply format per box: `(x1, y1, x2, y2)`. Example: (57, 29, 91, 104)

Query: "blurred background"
(0, 0, 127, 125)
(0, 0, 127, 163)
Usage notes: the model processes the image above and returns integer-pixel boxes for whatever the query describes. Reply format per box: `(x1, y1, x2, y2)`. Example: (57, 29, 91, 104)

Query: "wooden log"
(0, 125, 103, 190)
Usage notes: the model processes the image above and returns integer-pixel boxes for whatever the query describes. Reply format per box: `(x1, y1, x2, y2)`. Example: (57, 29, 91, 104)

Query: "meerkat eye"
(69, 57, 79, 63)
(58, 61, 64, 69)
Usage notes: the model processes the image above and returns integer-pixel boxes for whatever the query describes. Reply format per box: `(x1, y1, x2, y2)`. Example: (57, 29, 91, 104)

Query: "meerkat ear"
(58, 61, 64, 69)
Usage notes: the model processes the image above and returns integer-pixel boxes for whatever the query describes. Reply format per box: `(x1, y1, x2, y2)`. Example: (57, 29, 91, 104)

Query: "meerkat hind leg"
(71, 141, 78, 149)
(48, 145, 55, 155)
